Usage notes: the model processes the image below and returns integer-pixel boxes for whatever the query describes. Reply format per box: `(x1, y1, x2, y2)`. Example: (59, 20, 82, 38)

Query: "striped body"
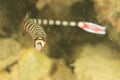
(21, 18, 46, 51)
(29, 18, 106, 35)
(29, 19, 79, 27)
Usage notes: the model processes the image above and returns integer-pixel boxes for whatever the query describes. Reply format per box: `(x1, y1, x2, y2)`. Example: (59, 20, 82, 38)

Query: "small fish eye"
(37, 42, 42, 45)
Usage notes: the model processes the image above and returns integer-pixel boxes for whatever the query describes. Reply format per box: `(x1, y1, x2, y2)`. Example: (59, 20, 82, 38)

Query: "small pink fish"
(22, 16, 106, 52)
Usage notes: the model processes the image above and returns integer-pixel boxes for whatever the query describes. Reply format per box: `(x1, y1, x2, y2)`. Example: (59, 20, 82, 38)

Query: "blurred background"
(0, 0, 120, 80)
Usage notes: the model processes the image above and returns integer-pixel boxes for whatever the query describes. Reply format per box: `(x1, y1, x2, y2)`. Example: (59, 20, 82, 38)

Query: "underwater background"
(0, 0, 120, 80)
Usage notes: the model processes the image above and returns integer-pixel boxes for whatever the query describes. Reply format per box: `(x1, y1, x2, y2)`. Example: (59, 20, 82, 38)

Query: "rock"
(74, 44, 120, 80)
(0, 38, 22, 71)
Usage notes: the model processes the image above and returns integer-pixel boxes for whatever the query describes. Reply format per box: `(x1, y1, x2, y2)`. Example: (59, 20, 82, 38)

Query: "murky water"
(0, 0, 120, 80)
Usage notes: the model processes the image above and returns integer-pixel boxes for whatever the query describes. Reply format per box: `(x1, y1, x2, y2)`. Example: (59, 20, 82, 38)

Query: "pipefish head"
(35, 39, 46, 52)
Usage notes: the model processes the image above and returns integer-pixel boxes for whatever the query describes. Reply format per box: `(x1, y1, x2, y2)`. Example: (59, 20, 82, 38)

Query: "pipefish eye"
(35, 39, 46, 47)
(35, 40, 42, 51)
(37, 42, 42, 46)
(35, 40, 42, 47)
